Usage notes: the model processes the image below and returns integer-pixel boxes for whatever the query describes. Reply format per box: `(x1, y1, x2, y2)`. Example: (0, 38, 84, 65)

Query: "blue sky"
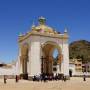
(0, 0, 90, 63)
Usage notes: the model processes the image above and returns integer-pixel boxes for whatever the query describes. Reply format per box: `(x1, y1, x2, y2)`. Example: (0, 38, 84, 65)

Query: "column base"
(20, 73, 28, 80)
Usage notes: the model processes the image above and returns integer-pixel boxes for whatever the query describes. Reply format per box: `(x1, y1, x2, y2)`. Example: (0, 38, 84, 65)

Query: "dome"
(35, 25, 55, 33)
(31, 17, 58, 34)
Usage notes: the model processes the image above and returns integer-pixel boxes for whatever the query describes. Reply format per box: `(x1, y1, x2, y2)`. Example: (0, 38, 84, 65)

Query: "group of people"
(32, 73, 67, 82)
(4, 75, 19, 84)
(3, 72, 87, 84)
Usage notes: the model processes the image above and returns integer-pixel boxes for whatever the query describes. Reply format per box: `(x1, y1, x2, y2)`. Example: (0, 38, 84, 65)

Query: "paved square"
(0, 77, 90, 90)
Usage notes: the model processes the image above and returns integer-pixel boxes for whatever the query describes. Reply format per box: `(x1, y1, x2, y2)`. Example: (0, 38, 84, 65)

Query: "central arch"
(41, 41, 62, 75)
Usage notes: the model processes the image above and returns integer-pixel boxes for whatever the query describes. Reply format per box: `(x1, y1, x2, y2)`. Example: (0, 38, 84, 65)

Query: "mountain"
(69, 40, 90, 63)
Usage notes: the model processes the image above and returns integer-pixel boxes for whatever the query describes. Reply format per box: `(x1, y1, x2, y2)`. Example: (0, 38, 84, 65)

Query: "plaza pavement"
(0, 77, 90, 90)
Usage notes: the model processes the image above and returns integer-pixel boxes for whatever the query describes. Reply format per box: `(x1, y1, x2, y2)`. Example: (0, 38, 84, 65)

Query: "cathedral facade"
(18, 17, 69, 79)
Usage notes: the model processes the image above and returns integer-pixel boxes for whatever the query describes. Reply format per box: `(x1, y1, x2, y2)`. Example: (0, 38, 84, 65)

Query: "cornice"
(18, 31, 69, 43)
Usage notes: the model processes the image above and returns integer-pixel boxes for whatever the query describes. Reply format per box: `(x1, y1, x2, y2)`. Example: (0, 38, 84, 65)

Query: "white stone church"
(17, 17, 69, 79)
(0, 17, 69, 79)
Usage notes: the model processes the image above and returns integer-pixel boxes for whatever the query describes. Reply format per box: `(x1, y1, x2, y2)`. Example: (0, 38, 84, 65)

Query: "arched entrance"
(41, 41, 63, 75)
(20, 43, 29, 79)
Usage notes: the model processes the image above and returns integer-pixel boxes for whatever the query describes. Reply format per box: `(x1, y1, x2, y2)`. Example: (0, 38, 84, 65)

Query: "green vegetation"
(69, 40, 90, 63)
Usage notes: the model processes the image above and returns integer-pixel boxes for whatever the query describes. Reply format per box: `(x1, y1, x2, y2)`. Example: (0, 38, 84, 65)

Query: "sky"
(0, 0, 90, 63)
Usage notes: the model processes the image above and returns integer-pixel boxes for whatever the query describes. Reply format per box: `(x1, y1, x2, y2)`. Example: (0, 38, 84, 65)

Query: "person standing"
(69, 70, 72, 77)
(4, 75, 7, 84)
(83, 72, 86, 81)
(16, 75, 18, 82)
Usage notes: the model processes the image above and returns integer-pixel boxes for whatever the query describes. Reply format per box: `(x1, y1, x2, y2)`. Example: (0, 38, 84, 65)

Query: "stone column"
(62, 41, 69, 76)
(24, 57, 27, 74)
(27, 47, 30, 76)
(61, 60, 64, 74)
(30, 41, 41, 76)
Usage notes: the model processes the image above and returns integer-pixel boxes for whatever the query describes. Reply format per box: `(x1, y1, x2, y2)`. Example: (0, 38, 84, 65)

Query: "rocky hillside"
(69, 40, 90, 63)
